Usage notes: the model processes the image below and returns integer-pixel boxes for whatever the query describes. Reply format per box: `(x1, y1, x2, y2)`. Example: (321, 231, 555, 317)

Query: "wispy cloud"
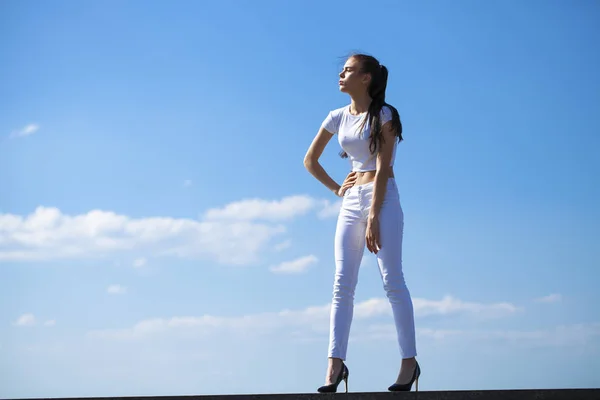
(534, 293, 562, 304)
(353, 323, 600, 348)
(270, 254, 318, 274)
(204, 195, 318, 222)
(317, 199, 342, 219)
(9, 123, 39, 139)
(87, 295, 519, 341)
(203, 195, 339, 222)
(132, 258, 147, 269)
(13, 313, 36, 327)
(413, 295, 521, 318)
(423, 324, 600, 347)
(273, 239, 292, 251)
(107, 284, 127, 295)
(11, 314, 56, 327)
(347, 295, 520, 320)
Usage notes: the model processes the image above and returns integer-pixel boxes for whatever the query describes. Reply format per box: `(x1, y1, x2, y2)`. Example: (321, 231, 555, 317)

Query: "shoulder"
(380, 104, 393, 118)
(321, 105, 348, 134)
(330, 105, 349, 118)
(379, 103, 397, 125)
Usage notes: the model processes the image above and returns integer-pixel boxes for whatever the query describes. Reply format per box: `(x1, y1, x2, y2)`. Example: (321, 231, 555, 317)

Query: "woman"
(304, 53, 420, 393)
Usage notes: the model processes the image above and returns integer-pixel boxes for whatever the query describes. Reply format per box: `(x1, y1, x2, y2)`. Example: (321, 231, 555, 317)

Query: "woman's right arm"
(304, 127, 342, 197)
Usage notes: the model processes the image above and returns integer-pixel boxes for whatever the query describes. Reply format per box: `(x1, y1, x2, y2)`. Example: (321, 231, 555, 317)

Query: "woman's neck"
(349, 93, 372, 115)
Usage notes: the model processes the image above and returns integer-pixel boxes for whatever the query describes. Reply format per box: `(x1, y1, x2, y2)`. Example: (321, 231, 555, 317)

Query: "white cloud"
(353, 323, 600, 348)
(413, 295, 520, 318)
(317, 199, 342, 219)
(11, 314, 57, 327)
(107, 284, 127, 295)
(13, 313, 36, 327)
(88, 303, 332, 341)
(534, 293, 562, 304)
(0, 206, 286, 265)
(273, 239, 292, 251)
(87, 295, 519, 341)
(422, 323, 600, 347)
(203, 195, 339, 222)
(0, 192, 342, 264)
(417, 327, 464, 341)
(270, 255, 318, 274)
(343, 295, 520, 320)
(9, 123, 39, 138)
(132, 258, 147, 268)
(204, 195, 318, 222)
(353, 298, 391, 318)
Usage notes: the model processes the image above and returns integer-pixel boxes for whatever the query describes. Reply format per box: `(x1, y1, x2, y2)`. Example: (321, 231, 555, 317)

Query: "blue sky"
(1, 0, 599, 397)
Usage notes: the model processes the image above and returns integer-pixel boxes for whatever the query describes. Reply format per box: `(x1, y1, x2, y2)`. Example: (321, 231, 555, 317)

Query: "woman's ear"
(361, 72, 372, 86)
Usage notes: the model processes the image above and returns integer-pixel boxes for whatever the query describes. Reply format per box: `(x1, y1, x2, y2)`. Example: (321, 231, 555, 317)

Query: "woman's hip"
(340, 177, 401, 212)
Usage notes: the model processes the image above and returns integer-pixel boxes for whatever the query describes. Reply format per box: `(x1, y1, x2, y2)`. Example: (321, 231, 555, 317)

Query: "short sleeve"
(321, 110, 341, 134)
(380, 105, 393, 126)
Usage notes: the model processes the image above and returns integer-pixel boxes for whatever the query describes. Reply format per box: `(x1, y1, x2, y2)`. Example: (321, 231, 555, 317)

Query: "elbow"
(303, 155, 316, 171)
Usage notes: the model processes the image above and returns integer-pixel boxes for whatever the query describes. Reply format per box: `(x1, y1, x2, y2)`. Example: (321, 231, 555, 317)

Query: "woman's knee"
(381, 272, 408, 298)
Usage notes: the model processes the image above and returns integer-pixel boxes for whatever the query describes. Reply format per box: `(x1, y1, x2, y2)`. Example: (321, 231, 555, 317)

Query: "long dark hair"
(340, 53, 403, 159)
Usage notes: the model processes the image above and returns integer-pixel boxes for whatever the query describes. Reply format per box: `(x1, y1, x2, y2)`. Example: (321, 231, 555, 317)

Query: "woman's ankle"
(329, 357, 343, 365)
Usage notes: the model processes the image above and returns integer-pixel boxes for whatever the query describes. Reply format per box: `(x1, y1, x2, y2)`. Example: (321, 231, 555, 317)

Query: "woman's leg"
(326, 189, 366, 380)
(372, 180, 417, 380)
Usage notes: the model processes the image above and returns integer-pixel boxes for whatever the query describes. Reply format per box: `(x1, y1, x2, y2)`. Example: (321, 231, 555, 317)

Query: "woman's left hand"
(366, 215, 381, 254)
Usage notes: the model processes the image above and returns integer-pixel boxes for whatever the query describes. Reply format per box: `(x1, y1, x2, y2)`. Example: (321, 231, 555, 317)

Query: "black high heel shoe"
(317, 362, 349, 393)
(388, 361, 421, 392)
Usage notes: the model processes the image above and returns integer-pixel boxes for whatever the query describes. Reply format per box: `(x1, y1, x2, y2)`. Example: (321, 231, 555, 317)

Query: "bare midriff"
(353, 166, 395, 186)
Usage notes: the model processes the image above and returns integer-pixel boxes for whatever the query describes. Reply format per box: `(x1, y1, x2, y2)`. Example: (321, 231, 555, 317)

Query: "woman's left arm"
(366, 121, 397, 254)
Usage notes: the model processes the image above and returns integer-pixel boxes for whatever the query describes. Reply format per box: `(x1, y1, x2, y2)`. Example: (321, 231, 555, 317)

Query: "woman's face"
(338, 57, 370, 94)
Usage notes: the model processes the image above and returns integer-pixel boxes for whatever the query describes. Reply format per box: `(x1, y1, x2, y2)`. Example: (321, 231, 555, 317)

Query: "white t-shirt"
(321, 104, 396, 172)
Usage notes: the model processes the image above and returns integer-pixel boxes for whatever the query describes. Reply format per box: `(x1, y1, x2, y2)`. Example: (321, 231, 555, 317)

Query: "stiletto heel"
(318, 362, 349, 393)
(343, 372, 348, 393)
(388, 361, 421, 392)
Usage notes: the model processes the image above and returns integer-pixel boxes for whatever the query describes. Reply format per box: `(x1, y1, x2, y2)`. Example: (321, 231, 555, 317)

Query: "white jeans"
(328, 177, 417, 360)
